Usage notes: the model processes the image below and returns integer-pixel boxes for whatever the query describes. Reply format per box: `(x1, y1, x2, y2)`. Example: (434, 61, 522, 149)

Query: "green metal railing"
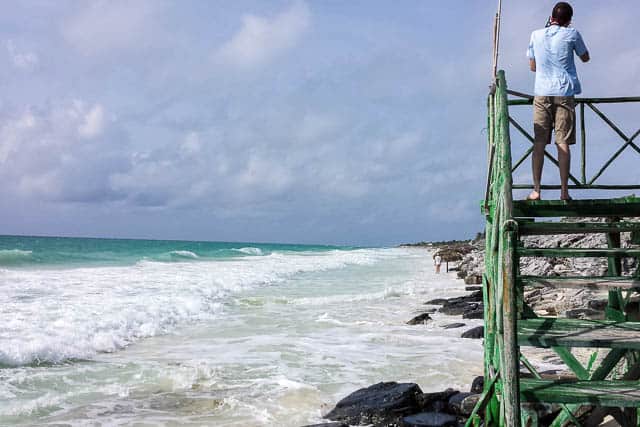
(506, 91, 640, 191)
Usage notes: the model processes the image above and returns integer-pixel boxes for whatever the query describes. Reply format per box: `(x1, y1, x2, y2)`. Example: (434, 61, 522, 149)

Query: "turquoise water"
(0, 235, 348, 268)
(0, 235, 482, 426)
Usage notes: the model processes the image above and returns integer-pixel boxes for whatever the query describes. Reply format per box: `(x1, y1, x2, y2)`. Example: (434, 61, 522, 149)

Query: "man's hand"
(529, 58, 536, 72)
(580, 52, 590, 63)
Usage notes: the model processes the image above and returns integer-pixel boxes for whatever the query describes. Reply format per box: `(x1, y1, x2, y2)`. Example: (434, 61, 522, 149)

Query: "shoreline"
(305, 243, 486, 427)
(314, 226, 638, 426)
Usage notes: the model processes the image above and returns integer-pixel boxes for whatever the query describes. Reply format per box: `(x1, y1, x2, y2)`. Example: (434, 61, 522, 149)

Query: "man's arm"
(529, 58, 536, 72)
(575, 31, 589, 62)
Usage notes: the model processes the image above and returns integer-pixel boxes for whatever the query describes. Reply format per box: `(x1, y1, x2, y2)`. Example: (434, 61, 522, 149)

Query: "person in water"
(526, 2, 590, 201)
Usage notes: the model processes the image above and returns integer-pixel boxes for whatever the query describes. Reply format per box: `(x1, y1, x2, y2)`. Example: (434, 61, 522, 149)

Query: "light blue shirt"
(527, 26, 588, 96)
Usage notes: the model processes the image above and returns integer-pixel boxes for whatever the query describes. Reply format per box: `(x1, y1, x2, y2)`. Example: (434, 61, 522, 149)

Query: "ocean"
(0, 235, 482, 426)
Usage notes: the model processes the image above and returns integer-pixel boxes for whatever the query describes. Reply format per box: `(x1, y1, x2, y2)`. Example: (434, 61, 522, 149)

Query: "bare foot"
(526, 191, 541, 201)
(560, 194, 572, 201)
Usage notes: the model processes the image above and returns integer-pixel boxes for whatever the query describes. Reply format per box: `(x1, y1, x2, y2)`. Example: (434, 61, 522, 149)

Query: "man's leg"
(557, 143, 571, 200)
(554, 96, 576, 200)
(531, 96, 553, 200)
(530, 142, 546, 200)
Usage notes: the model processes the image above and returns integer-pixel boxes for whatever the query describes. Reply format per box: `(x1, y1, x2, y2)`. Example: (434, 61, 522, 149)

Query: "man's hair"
(552, 2, 573, 26)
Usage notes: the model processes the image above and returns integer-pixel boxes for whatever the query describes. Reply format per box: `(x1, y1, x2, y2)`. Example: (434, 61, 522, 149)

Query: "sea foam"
(0, 248, 400, 366)
(233, 247, 264, 256)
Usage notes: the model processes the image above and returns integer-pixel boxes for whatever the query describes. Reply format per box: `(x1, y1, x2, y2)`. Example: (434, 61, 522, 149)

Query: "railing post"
(500, 224, 520, 426)
(580, 102, 586, 185)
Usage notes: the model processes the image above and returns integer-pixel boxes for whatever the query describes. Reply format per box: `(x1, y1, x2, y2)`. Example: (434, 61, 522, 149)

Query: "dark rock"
(442, 323, 466, 329)
(461, 326, 484, 339)
(470, 376, 484, 393)
(462, 308, 483, 319)
(324, 382, 423, 426)
(457, 270, 468, 279)
(465, 286, 482, 292)
(447, 392, 472, 415)
(464, 274, 482, 285)
(588, 299, 607, 311)
(440, 303, 474, 316)
(627, 301, 640, 321)
(446, 291, 483, 304)
(430, 291, 483, 313)
(466, 290, 483, 301)
(440, 299, 482, 316)
(401, 412, 458, 427)
(302, 423, 348, 427)
(417, 389, 459, 412)
(407, 313, 433, 325)
(461, 394, 481, 415)
(565, 308, 602, 319)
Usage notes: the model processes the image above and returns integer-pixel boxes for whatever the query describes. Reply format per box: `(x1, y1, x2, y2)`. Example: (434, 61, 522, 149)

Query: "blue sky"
(1, 1, 639, 245)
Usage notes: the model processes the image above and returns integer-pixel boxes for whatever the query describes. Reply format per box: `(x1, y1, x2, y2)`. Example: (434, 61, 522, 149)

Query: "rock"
(461, 394, 481, 415)
(457, 270, 468, 279)
(465, 286, 482, 292)
(464, 274, 482, 285)
(440, 302, 477, 316)
(401, 412, 458, 427)
(324, 382, 423, 426)
(553, 264, 571, 274)
(425, 298, 448, 305)
(461, 326, 484, 339)
(407, 313, 433, 325)
(588, 299, 607, 311)
(470, 376, 484, 393)
(627, 301, 640, 321)
(443, 323, 466, 329)
(464, 290, 483, 302)
(447, 392, 472, 415)
(417, 389, 459, 412)
(462, 308, 483, 319)
(565, 308, 602, 319)
(302, 423, 349, 427)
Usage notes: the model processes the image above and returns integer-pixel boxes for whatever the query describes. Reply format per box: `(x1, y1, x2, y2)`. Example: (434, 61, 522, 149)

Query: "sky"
(1, 1, 639, 246)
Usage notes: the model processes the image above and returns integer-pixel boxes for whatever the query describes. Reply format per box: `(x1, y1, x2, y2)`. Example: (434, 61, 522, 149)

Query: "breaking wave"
(0, 247, 404, 366)
(0, 249, 33, 266)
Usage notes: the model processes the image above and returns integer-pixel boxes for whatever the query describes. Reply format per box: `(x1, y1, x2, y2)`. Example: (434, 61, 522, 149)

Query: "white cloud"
(217, 1, 310, 68)
(0, 101, 125, 202)
(0, 111, 37, 163)
(6, 40, 39, 71)
(78, 104, 106, 139)
(62, 0, 159, 55)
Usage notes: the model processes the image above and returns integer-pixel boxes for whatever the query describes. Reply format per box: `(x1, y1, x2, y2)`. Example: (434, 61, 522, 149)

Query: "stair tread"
(517, 247, 640, 257)
(513, 197, 640, 218)
(518, 275, 640, 290)
(520, 378, 640, 406)
(518, 318, 640, 349)
(519, 221, 640, 235)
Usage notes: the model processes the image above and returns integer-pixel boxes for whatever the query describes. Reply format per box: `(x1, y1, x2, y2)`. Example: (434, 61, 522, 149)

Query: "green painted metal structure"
(468, 70, 640, 426)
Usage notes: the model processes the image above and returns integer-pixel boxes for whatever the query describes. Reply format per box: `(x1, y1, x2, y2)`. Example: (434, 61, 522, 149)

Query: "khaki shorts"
(533, 96, 576, 145)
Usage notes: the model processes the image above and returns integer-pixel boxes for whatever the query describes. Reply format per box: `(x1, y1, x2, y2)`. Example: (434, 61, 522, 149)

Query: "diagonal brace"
(509, 116, 582, 185)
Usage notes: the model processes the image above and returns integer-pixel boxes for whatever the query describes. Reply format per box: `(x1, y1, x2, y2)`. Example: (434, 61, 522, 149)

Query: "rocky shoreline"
(306, 221, 639, 426)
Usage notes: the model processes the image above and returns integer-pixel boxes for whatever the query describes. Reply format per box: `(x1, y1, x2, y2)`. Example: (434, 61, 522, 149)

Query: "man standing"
(526, 2, 590, 201)
(434, 254, 442, 274)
